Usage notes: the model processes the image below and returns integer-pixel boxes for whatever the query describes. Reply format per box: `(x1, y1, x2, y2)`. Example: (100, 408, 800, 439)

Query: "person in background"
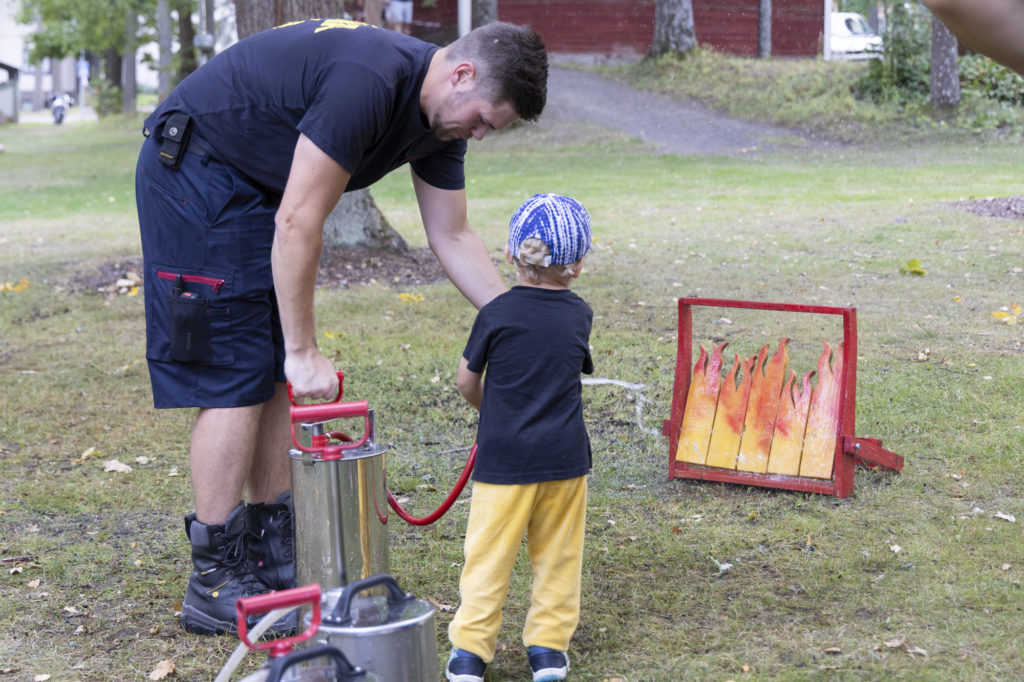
(135, 19, 547, 636)
(446, 194, 595, 682)
(387, 0, 414, 35)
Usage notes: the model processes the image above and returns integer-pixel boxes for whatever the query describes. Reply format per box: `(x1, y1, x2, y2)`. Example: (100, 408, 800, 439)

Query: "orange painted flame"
(737, 339, 790, 473)
(706, 352, 755, 469)
(798, 341, 845, 479)
(766, 368, 814, 476)
(675, 342, 726, 464)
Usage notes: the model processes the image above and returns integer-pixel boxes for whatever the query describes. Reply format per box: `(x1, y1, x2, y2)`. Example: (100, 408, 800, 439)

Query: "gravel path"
(541, 65, 822, 156)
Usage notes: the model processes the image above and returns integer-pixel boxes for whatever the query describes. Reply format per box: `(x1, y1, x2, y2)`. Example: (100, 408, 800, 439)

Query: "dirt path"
(541, 65, 823, 156)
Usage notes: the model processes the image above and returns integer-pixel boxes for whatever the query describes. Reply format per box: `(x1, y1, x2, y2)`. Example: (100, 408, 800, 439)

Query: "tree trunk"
(236, 0, 347, 38)
(122, 11, 137, 115)
(757, 0, 771, 59)
(233, 0, 407, 254)
(473, 0, 498, 29)
(930, 15, 961, 108)
(175, 0, 198, 81)
(648, 0, 697, 58)
(105, 48, 122, 89)
(157, 0, 172, 101)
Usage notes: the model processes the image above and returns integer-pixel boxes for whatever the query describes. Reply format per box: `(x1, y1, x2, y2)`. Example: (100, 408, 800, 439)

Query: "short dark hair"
(446, 22, 548, 122)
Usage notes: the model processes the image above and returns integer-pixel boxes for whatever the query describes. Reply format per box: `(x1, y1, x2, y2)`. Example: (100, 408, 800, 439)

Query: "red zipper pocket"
(157, 270, 225, 293)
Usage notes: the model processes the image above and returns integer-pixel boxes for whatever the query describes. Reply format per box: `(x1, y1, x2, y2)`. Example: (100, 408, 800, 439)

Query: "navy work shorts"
(135, 133, 285, 409)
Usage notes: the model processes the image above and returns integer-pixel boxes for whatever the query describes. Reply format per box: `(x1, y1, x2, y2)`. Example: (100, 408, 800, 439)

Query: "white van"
(830, 12, 883, 60)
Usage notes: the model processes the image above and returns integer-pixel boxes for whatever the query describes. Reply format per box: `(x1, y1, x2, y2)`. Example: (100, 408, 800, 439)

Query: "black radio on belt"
(159, 112, 194, 170)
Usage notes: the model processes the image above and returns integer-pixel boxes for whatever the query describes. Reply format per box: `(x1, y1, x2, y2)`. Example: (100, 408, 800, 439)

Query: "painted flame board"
(705, 353, 754, 470)
(675, 343, 725, 464)
(736, 339, 789, 473)
(799, 341, 844, 479)
(766, 369, 814, 475)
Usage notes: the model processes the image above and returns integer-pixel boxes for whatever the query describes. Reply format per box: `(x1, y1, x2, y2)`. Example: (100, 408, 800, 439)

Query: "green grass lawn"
(1, 73, 1023, 681)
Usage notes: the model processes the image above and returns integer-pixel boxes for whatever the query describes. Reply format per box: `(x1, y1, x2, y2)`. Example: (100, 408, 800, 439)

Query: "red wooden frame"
(662, 298, 902, 498)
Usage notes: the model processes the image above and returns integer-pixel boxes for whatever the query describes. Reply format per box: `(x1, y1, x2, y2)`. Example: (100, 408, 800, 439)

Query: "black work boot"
(180, 502, 293, 636)
(247, 491, 297, 591)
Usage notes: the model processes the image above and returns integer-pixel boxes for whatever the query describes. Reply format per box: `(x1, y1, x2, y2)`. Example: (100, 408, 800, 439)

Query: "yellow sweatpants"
(448, 476, 588, 663)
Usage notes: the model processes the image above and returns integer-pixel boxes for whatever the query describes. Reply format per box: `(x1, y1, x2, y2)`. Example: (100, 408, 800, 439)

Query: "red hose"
(386, 443, 477, 526)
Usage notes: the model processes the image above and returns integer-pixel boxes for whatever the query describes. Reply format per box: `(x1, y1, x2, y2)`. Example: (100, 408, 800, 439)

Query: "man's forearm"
(270, 220, 322, 356)
(431, 226, 507, 310)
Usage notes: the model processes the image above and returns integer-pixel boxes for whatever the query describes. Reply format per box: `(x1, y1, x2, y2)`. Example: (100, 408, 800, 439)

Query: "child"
(446, 194, 595, 682)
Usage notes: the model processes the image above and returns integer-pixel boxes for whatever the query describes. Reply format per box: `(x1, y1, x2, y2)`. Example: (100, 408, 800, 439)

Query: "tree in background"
(648, 0, 696, 58)
(473, 0, 497, 29)
(757, 0, 771, 59)
(234, 0, 409, 254)
(18, 0, 153, 114)
(929, 12, 961, 107)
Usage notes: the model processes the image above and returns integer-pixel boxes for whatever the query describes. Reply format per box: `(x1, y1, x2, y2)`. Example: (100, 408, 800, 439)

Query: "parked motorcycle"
(52, 94, 67, 125)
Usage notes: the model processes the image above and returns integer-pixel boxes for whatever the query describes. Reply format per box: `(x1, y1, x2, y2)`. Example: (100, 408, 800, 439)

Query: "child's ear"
(570, 259, 584, 278)
(504, 245, 514, 264)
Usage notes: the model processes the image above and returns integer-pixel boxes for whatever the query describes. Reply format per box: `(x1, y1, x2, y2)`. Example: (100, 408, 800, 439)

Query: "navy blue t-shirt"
(463, 286, 594, 485)
(144, 18, 467, 194)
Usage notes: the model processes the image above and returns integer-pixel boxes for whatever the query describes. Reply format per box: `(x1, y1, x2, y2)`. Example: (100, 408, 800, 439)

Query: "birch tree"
(648, 0, 696, 58)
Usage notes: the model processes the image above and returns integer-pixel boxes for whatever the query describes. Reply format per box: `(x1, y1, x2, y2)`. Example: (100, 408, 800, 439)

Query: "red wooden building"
(402, 0, 824, 58)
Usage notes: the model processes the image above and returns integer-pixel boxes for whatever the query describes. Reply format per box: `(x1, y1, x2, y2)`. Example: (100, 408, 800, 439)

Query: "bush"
(959, 53, 1024, 105)
(92, 77, 122, 118)
(853, 3, 930, 103)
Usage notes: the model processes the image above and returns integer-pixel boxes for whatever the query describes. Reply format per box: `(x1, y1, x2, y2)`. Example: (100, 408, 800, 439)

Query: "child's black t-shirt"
(463, 286, 594, 484)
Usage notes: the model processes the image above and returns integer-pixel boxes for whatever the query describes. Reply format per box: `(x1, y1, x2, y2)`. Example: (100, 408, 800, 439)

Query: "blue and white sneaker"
(446, 648, 487, 682)
(527, 646, 569, 682)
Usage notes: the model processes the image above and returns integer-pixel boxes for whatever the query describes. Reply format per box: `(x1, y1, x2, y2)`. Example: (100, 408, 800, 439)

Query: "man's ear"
(449, 61, 477, 88)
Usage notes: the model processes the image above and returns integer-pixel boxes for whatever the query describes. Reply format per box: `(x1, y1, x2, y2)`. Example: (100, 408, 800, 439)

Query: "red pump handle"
(287, 371, 371, 459)
(289, 399, 370, 424)
(236, 584, 322, 658)
(287, 370, 345, 406)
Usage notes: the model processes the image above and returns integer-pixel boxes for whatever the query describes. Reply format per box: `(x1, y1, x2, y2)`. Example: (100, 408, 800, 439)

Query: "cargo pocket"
(146, 266, 235, 366)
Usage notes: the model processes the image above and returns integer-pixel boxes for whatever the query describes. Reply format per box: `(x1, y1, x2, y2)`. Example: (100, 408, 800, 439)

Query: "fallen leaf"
(148, 659, 175, 680)
(890, 544, 902, 554)
(27, 579, 40, 589)
(899, 259, 926, 276)
(907, 646, 928, 657)
(883, 637, 906, 649)
(34, 675, 51, 682)
(710, 556, 733, 577)
(77, 447, 97, 462)
(993, 512, 1017, 523)
(824, 646, 842, 654)
(0, 276, 30, 292)
(1002, 563, 1011, 571)
(426, 597, 454, 612)
(103, 459, 132, 473)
